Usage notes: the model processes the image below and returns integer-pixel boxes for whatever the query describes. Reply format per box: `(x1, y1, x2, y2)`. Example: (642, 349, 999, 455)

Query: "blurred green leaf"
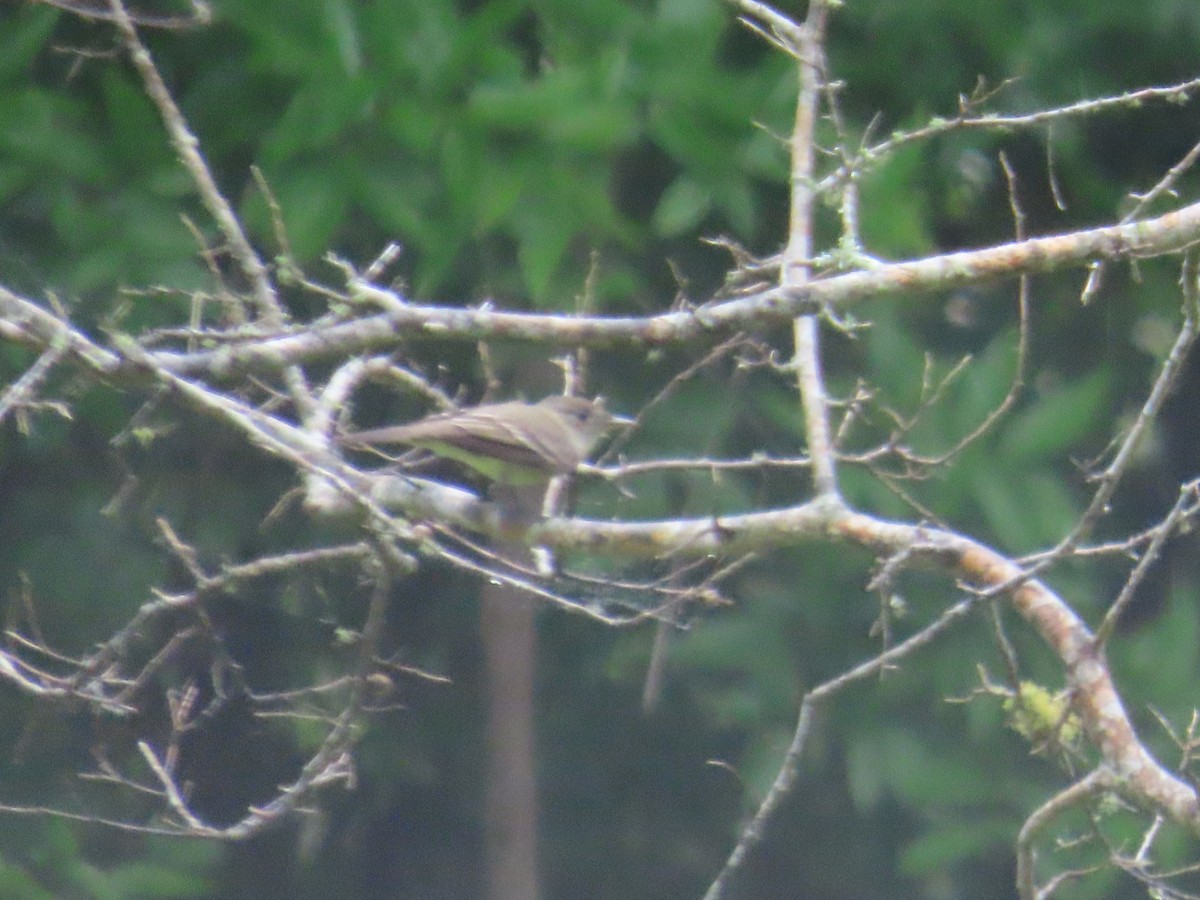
(898, 818, 1016, 876)
(244, 162, 352, 261)
(469, 69, 593, 130)
(947, 330, 1020, 435)
(848, 726, 1018, 812)
(1116, 580, 1200, 712)
(261, 75, 376, 164)
(101, 861, 213, 898)
(0, 7, 59, 83)
(1001, 370, 1111, 462)
(859, 142, 936, 258)
(225, 0, 351, 79)
(355, 154, 441, 245)
(973, 467, 1073, 552)
(0, 90, 107, 182)
(100, 70, 172, 173)
(516, 207, 575, 302)
(864, 308, 928, 410)
(652, 175, 711, 236)
(0, 862, 55, 900)
(471, 151, 527, 232)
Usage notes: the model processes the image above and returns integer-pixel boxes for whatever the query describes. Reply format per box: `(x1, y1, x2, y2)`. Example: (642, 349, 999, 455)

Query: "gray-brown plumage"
(340, 395, 619, 485)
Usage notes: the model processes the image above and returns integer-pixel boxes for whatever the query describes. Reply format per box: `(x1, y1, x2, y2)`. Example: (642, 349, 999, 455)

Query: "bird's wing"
(345, 403, 580, 474)
(436, 405, 581, 472)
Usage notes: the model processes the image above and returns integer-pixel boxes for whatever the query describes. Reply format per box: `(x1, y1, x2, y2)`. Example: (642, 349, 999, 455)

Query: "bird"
(340, 395, 624, 485)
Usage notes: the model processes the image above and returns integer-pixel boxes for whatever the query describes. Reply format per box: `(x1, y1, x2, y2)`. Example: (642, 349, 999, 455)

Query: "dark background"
(3, 0, 1200, 897)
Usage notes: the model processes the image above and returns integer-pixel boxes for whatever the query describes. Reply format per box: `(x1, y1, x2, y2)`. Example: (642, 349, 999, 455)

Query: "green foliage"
(898, 817, 1016, 878)
(5, 0, 1200, 897)
(0, 822, 217, 899)
(0, 860, 56, 900)
(1000, 370, 1112, 463)
(1113, 577, 1200, 725)
(858, 143, 937, 257)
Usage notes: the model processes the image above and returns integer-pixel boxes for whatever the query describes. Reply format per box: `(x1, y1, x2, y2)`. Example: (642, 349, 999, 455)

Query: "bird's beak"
(596, 397, 635, 428)
(593, 395, 635, 429)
